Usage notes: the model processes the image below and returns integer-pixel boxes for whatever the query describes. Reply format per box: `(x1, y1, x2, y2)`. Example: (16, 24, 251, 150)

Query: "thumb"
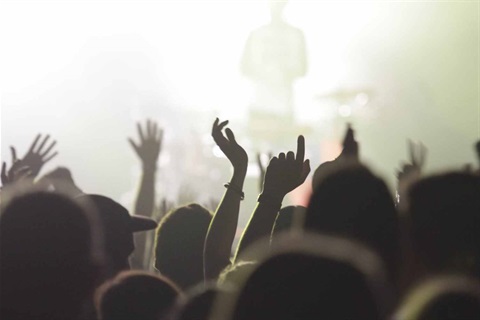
(225, 128, 237, 144)
(300, 160, 311, 182)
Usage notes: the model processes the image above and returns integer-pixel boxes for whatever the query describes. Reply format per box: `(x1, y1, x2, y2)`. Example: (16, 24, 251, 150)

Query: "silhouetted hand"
(128, 120, 163, 170)
(14, 134, 57, 178)
(262, 135, 310, 199)
(339, 123, 359, 161)
(396, 140, 427, 204)
(1, 147, 31, 186)
(212, 118, 248, 172)
(396, 139, 427, 182)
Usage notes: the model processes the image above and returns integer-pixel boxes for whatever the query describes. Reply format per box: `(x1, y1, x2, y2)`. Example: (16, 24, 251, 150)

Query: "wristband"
(224, 183, 245, 200)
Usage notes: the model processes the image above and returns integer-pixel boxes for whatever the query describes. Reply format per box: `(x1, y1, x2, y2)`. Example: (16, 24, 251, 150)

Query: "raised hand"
(396, 139, 427, 182)
(262, 135, 311, 200)
(396, 140, 427, 205)
(129, 119, 163, 270)
(15, 134, 57, 178)
(1, 147, 31, 187)
(128, 119, 163, 170)
(212, 118, 248, 172)
(339, 123, 359, 161)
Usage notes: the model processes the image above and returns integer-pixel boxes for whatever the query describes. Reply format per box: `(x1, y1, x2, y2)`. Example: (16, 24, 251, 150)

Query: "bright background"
(1, 0, 479, 223)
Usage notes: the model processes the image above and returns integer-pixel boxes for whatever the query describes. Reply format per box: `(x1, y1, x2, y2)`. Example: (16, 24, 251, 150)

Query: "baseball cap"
(76, 194, 157, 259)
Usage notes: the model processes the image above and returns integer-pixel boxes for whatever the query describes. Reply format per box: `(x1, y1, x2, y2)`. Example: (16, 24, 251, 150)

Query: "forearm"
(234, 192, 283, 262)
(131, 166, 156, 269)
(134, 167, 157, 217)
(204, 168, 246, 280)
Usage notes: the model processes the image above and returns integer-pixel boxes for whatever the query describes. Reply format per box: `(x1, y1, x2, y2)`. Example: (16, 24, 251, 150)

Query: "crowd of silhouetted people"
(1, 118, 480, 320)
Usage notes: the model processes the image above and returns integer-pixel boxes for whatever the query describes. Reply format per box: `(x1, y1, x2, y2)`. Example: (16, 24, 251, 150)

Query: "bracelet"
(224, 183, 245, 200)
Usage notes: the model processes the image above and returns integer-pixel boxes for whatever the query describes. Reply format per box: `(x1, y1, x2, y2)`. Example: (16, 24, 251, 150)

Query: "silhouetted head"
(95, 270, 180, 320)
(77, 194, 157, 277)
(305, 163, 400, 280)
(269, 0, 287, 22)
(0, 191, 101, 320)
(406, 172, 480, 276)
(212, 233, 392, 320)
(154, 203, 213, 289)
(396, 276, 480, 320)
(311, 159, 336, 190)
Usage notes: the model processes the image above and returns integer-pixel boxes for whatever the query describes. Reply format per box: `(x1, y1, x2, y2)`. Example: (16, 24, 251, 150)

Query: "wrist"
(257, 191, 284, 208)
(224, 182, 245, 200)
(142, 163, 157, 173)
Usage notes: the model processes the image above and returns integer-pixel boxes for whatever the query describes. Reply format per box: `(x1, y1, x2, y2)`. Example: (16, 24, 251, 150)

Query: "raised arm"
(204, 118, 248, 280)
(128, 119, 163, 269)
(1, 147, 32, 188)
(395, 140, 427, 206)
(13, 134, 58, 179)
(234, 136, 310, 261)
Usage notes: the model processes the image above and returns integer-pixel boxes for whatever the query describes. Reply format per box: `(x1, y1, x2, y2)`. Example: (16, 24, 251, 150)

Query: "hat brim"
(131, 215, 157, 232)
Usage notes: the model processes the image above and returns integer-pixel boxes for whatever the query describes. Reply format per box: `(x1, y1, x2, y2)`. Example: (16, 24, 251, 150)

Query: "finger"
(300, 159, 311, 182)
(137, 123, 145, 142)
(28, 134, 41, 153)
(212, 120, 229, 145)
(268, 156, 279, 167)
(278, 152, 286, 160)
(212, 119, 229, 138)
(212, 118, 219, 134)
(147, 119, 153, 137)
(152, 121, 158, 137)
(158, 128, 164, 143)
(10, 146, 17, 163)
(128, 138, 140, 154)
(40, 140, 57, 158)
(295, 135, 305, 164)
(407, 139, 415, 165)
(256, 152, 263, 167)
(218, 120, 229, 131)
(286, 151, 295, 161)
(36, 134, 50, 153)
(1, 162, 7, 184)
(225, 128, 237, 144)
(418, 143, 427, 167)
(43, 152, 58, 163)
(343, 125, 354, 146)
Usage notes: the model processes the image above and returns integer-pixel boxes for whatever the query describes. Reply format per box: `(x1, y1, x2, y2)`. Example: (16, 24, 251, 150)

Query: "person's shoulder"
(250, 24, 271, 36)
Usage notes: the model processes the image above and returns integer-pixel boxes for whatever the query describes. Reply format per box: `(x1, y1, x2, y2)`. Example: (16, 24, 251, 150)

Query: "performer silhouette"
(241, 0, 307, 130)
